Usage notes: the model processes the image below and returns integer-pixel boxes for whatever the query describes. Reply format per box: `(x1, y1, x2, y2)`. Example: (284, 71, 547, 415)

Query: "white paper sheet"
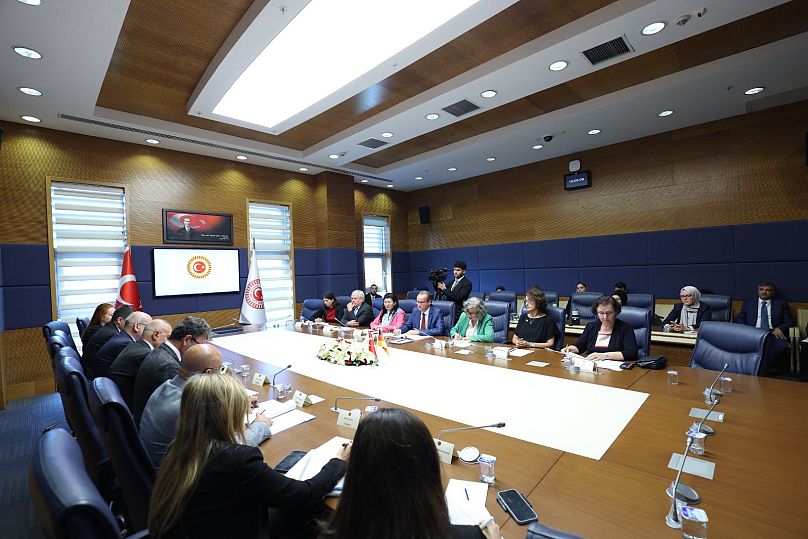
(446, 479, 492, 525)
(526, 361, 549, 367)
(268, 409, 317, 435)
(507, 349, 533, 357)
(215, 329, 649, 459)
(596, 360, 625, 372)
(286, 435, 349, 495)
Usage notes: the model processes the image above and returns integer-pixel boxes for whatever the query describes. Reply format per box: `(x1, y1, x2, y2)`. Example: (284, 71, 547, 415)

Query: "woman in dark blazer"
(81, 302, 114, 345)
(310, 291, 345, 323)
(562, 295, 638, 361)
(662, 286, 712, 332)
(148, 374, 348, 539)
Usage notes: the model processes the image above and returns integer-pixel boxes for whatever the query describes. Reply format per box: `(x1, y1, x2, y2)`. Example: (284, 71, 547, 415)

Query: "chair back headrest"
(700, 294, 732, 322)
(335, 296, 352, 309)
(302, 298, 322, 310)
(372, 297, 384, 311)
(542, 291, 559, 307)
(488, 291, 517, 313)
(570, 292, 605, 321)
(546, 306, 566, 351)
(487, 301, 510, 344)
(689, 321, 769, 375)
(626, 293, 655, 310)
(406, 290, 421, 300)
(485, 300, 510, 317)
(29, 429, 121, 539)
(431, 300, 455, 335)
(46, 320, 77, 350)
(618, 306, 652, 358)
(398, 299, 417, 315)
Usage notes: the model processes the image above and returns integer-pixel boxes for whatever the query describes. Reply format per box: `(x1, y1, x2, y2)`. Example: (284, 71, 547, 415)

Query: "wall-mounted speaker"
(418, 205, 430, 224)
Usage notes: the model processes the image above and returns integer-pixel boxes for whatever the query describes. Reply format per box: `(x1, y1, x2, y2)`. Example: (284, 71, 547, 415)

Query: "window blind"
(248, 202, 294, 322)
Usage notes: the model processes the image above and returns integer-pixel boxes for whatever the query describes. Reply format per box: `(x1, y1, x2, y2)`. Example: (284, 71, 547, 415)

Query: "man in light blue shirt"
(139, 343, 272, 466)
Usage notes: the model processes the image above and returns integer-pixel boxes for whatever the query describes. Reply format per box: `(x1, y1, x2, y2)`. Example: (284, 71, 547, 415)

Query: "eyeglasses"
(679, 294, 693, 299)
(596, 311, 615, 317)
(190, 336, 206, 345)
(416, 300, 429, 304)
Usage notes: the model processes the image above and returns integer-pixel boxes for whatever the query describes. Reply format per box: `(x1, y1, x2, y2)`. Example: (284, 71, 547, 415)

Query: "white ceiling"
(0, 0, 804, 192)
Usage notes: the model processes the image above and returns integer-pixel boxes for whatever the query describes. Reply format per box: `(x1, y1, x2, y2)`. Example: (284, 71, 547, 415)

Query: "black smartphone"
(496, 489, 537, 525)
(274, 450, 307, 473)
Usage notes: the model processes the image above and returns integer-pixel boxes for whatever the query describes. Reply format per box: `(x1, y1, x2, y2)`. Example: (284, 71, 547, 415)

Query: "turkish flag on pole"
(239, 252, 267, 324)
(116, 247, 142, 310)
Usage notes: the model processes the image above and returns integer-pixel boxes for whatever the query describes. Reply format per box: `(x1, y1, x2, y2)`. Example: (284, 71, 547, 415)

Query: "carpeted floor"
(0, 393, 66, 539)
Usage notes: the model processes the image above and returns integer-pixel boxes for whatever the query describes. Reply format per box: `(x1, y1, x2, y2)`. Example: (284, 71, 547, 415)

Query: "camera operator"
(436, 260, 472, 324)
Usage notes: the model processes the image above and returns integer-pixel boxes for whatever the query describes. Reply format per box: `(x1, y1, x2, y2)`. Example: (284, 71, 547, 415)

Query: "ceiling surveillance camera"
(543, 135, 553, 143)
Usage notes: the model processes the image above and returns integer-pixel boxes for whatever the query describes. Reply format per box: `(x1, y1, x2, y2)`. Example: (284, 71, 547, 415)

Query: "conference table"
(212, 325, 808, 539)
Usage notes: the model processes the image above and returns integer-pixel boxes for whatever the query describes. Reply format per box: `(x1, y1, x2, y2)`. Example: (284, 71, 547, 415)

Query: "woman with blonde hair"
(148, 374, 348, 538)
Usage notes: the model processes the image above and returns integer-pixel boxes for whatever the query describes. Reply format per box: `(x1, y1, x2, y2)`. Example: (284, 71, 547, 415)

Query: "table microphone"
(331, 396, 380, 413)
(436, 422, 506, 441)
(665, 434, 699, 529)
(694, 396, 721, 436)
(703, 363, 729, 405)
(271, 364, 292, 388)
(435, 423, 506, 463)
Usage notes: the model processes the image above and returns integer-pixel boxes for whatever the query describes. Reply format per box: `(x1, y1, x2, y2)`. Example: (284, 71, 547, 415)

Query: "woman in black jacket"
(148, 374, 348, 538)
(662, 286, 712, 332)
(310, 291, 345, 323)
(562, 295, 638, 361)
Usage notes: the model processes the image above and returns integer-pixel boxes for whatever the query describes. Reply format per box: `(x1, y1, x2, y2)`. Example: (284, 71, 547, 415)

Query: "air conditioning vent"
(358, 137, 387, 149)
(582, 36, 633, 65)
(442, 99, 480, 118)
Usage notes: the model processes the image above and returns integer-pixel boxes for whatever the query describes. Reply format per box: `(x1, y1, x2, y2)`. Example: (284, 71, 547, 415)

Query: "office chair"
(89, 378, 156, 532)
(542, 291, 559, 307)
(546, 306, 566, 351)
(45, 320, 78, 351)
(617, 306, 652, 359)
(431, 300, 455, 336)
(76, 316, 90, 338)
(398, 299, 417, 315)
(335, 296, 352, 309)
(569, 292, 604, 324)
(300, 299, 322, 320)
(372, 297, 384, 311)
(626, 293, 655, 311)
(488, 291, 517, 315)
(29, 429, 150, 539)
(406, 290, 421, 300)
(699, 294, 732, 322)
(48, 332, 73, 368)
(689, 321, 769, 375)
(486, 300, 510, 344)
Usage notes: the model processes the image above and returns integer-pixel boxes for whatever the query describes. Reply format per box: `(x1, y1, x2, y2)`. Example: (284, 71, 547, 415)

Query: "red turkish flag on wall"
(116, 247, 142, 310)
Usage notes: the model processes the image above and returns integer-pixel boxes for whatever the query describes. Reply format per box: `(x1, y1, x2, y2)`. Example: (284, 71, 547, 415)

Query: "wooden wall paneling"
(313, 172, 356, 249)
(1, 327, 53, 404)
(353, 186, 410, 252)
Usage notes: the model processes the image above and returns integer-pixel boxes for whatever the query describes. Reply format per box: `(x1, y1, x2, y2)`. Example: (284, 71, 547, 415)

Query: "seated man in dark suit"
(364, 284, 382, 306)
(735, 281, 794, 368)
(132, 316, 211, 424)
(81, 304, 134, 378)
(401, 291, 445, 336)
(436, 260, 472, 325)
(341, 290, 374, 327)
(92, 311, 151, 378)
(108, 319, 172, 409)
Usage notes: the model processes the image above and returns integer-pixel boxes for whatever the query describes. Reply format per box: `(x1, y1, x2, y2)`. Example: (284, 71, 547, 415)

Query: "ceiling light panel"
(192, 0, 516, 134)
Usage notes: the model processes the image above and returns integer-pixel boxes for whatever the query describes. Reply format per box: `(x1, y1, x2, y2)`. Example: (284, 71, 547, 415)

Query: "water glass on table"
(240, 364, 251, 379)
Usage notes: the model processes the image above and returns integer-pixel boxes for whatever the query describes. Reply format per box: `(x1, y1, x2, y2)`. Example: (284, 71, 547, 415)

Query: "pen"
(464, 487, 470, 501)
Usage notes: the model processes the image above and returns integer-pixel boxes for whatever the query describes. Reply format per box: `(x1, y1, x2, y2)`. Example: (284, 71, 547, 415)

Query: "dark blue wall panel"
(479, 244, 524, 270)
(1, 244, 50, 286)
(648, 227, 734, 265)
(580, 266, 649, 295)
(524, 239, 580, 268)
(4, 285, 51, 329)
(316, 248, 358, 274)
(295, 275, 319, 302)
(523, 268, 581, 295)
(579, 233, 648, 267)
(317, 274, 360, 296)
(734, 220, 808, 263)
(734, 262, 808, 301)
(0, 288, 5, 332)
(294, 248, 317, 275)
(392, 272, 410, 293)
(648, 265, 735, 298)
(392, 251, 410, 273)
(132, 246, 154, 282)
(479, 270, 524, 292)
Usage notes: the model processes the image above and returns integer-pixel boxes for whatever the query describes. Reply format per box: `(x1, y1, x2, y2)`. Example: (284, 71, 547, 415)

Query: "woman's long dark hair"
(320, 408, 450, 539)
(382, 292, 399, 314)
(323, 290, 340, 308)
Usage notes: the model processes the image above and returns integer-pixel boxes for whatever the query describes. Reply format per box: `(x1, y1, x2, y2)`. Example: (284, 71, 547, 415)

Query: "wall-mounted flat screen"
(564, 171, 591, 191)
(153, 248, 240, 297)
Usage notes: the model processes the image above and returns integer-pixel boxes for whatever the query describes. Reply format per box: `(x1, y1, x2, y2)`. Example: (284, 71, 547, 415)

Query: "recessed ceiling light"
(549, 60, 568, 71)
(485, 157, 496, 162)
(414, 176, 423, 180)
(145, 138, 160, 144)
(360, 179, 368, 183)
(480, 90, 497, 98)
(21, 115, 40, 123)
(744, 87, 765, 95)
(658, 110, 674, 117)
(532, 144, 544, 150)
(386, 183, 394, 188)
(17, 0, 42, 5)
(425, 113, 440, 120)
(18, 87, 42, 96)
(236, 155, 248, 160)
(641, 21, 666, 35)
(13, 46, 42, 59)
(587, 129, 601, 135)
(328, 154, 340, 159)
(447, 167, 457, 172)
(298, 167, 309, 171)
(380, 131, 394, 138)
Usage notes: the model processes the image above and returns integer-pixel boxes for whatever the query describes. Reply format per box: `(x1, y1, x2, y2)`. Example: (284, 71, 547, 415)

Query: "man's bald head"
(124, 311, 152, 339)
(143, 319, 171, 347)
(179, 343, 223, 379)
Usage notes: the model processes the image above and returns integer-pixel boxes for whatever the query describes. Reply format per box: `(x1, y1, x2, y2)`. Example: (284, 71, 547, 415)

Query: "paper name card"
(251, 373, 268, 386)
(668, 453, 715, 480)
(689, 408, 725, 422)
(293, 390, 312, 407)
(337, 408, 361, 430)
(432, 340, 447, 349)
(574, 358, 597, 372)
(433, 438, 455, 464)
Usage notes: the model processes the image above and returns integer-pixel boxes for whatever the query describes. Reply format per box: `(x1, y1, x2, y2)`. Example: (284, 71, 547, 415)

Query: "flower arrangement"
(316, 338, 378, 366)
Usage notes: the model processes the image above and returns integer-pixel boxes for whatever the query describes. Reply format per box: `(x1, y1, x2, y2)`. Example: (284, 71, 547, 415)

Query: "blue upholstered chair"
(406, 290, 421, 300)
(700, 294, 732, 322)
(569, 292, 604, 324)
(76, 316, 90, 338)
(431, 300, 455, 336)
(526, 521, 583, 539)
(469, 291, 486, 301)
(617, 306, 652, 359)
(488, 291, 517, 315)
(54, 354, 114, 499)
(626, 293, 655, 311)
(398, 299, 417, 315)
(546, 306, 566, 351)
(372, 297, 384, 311)
(29, 429, 140, 539)
(49, 331, 73, 367)
(543, 291, 559, 307)
(486, 300, 510, 344)
(336, 296, 352, 309)
(44, 320, 78, 351)
(89, 378, 156, 532)
(689, 321, 769, 375)
(300, 298, 322, 320)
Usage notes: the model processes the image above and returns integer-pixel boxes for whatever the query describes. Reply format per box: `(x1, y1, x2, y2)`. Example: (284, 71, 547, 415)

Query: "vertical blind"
(50, 182, 126, 330)
(248, 202, 294, 322)
(363, 215, 391, 291)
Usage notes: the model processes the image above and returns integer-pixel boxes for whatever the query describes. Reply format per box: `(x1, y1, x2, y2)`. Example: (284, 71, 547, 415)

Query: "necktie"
(420, 312, 426, 330)
(760, 301, 770, 329)
(451, 279, 458, 291)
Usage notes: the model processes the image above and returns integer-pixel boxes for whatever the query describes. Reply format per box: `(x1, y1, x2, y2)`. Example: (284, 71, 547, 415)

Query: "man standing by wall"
(437, 260, 472, 325)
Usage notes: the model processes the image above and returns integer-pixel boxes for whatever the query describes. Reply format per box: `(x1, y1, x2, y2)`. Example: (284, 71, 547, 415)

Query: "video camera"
(427, 268, 448, 293)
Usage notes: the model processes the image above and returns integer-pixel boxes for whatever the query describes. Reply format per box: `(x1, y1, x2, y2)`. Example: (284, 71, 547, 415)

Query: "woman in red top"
(312, 291, 345, 323)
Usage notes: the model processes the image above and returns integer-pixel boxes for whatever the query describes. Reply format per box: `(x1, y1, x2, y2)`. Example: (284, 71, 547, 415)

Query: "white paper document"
(526, 361, 549, 367)
(247, 399, 316, 434)
(445, 479, 492, 525)
(286, 435, 349, 496)
(455, 349, 473, 355)
(595, 360, 625, 372)
(452, 340, 472, 348)
(507, 349, 533, 357)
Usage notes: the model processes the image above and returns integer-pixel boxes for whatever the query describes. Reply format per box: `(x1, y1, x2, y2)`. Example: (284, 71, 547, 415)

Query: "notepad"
(286, 436, 350, 496)
(247, 399, 316, 434)
(445, 479, 492, 526)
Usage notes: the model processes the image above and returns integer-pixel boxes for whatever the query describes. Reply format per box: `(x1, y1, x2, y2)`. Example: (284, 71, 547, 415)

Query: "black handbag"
(635, 355, 667, 369)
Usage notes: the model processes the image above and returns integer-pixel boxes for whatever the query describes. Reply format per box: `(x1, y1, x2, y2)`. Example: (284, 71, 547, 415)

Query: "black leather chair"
(48, 332, 73, 368)
(89, 378, 156, 532)
(29, 429, 146, 539)
(398, 299, 417, 316)
(488, 291, 517, 315)
(617, 306, 652, 359)
(431, 300, 455, 336)
(700, 294, 732, 322)
(569, 292, 604, 324)
(543, 291, 559, 307)
(487, 300, 510, 344)
(54, 353, 114, 499)
(626, 293, 655, 311)
(689, 321, 769, 375)
(300, 298, 322, 320)
(76, 316, 90, 338)
(406, 290, 421, 300)
(546, 306, 566, 351)
(526, 521, 583, 539)
(44, 320, 78, 351)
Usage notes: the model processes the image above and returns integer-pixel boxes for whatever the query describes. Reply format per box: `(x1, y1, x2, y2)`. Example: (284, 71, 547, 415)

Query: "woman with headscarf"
(661, 286, 712, 333)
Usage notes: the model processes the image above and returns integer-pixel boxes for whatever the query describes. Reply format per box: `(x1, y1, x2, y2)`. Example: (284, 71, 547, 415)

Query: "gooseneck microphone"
(271, 365, 292, 388)
(436, 422, 506, 441)
(331, 396, 380, 413)
(665, 434, 697, 529)
(704, 363, 729, 405)
(694, 395, 721, 436)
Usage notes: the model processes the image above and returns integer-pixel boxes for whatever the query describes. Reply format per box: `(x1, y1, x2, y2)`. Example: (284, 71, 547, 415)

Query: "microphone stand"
(703, 363, 728, 405)
(331, 396, 380, 413)
(666, 434, 697, 529)
(694, 394, 721, 436)
(271, 364, 292, 389)
(435, 422, 506, 441)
